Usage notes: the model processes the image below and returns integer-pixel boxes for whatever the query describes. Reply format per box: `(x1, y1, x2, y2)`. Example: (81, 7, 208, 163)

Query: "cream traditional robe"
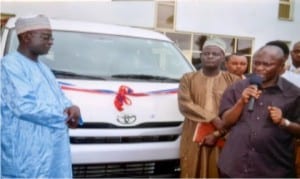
(178, 70, 240, 178)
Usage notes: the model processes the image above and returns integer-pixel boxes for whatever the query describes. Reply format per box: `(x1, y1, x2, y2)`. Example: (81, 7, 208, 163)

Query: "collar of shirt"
(257, 77, 292, 94)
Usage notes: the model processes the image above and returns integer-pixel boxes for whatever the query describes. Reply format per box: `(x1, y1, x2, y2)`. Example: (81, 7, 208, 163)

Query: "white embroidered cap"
(15, 14, 51, 35)
(203, 37, 227, 54)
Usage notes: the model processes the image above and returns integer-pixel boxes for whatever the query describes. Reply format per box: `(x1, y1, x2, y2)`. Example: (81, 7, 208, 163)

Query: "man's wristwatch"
(279, 118, 291, 127)
(212, 130, 221, 137)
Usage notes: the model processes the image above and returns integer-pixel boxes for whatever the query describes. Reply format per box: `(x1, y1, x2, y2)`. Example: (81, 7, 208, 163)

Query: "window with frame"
(165, 32, 191, 50)
(165, 32, 192, 60)
(153, 1, 254, 72)
(160, 30, 254, 72)
(278, 0, 294, 21)
(1, 13, 15, 29)
(192, 35, 253, 72)
(155, 0, 175, 30)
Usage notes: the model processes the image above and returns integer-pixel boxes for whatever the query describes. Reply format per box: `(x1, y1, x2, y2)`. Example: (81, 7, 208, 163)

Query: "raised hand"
(268, 106, 283, 125)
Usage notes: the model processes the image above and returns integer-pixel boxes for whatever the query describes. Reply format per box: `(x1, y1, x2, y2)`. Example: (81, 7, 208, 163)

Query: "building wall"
(176, 0, 300, 51)
(2, 0, 299, 52)
(1, 1, 155, 28)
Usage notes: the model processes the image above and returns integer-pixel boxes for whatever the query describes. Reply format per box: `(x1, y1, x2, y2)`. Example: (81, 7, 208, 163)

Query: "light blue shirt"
(1, 51, 73, 178)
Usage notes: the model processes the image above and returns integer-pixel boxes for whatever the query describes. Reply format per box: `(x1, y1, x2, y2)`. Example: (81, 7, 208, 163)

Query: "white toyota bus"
(1, 17, 194, 178)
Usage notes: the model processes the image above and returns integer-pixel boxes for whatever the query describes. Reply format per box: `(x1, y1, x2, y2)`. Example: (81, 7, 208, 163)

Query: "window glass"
(156, 1, 174, 29)
(278, 0, 293, 20)
(279, 4, 290, 19)
(240, 55, 252, 73)
(1, 13, 15, 29)
(166, 32, 191, 50)
(219, 37, 235, 54)
(192, 52, 201, 70)
(237, 39, 252, 54)
(7, 30, 193, 81)
(155, 32, 253, 72)
(193, 35, 208, 51)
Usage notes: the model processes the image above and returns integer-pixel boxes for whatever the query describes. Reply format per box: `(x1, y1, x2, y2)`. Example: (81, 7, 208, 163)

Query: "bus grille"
(72, 160, 180, 178)
(70, 135, 179, 144)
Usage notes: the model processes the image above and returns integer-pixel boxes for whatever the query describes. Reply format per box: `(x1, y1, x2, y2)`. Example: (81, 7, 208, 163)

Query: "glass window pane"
(166, 32, 191, 50)
(237, 39, 252, 54)
(1, 13, 15, 29)
(192, 52, 201, 70)
(193, 35, 208, 51)
(219, 37, 235, 54)
(7, 30, 193, 79)
(280, 0, 290, 2)
(157, 2, 174, 29)
(279, 4, 290, 19)
(245, 56, 252, 73)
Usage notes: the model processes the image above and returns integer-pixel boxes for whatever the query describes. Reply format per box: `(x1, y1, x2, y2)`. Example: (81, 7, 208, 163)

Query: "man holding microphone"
(218, 45, 300, 178)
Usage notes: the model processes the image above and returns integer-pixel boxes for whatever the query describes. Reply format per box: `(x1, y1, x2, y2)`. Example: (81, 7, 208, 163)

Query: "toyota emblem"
(117, 114, 137, 124)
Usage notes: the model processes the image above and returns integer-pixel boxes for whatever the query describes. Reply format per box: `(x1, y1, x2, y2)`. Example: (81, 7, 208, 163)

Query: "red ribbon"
(114, 85, 132, 111)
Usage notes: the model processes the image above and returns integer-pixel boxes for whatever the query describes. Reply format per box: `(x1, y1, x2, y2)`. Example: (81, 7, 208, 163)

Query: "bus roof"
(5, 17, 172, 42)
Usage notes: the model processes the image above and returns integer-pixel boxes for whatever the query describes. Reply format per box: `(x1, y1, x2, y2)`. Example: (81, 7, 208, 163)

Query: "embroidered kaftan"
(1, 51, 73, 178)
(178, 70, 240, 178)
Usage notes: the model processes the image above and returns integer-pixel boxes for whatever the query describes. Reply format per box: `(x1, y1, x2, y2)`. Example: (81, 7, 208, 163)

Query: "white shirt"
(282, 64, 300, 87)
(289, 63, 300, 73)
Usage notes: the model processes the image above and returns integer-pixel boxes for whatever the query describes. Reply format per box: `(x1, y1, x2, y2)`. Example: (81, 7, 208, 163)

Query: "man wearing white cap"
(178, 37, 241, 178)
(1, 14, 81, 178)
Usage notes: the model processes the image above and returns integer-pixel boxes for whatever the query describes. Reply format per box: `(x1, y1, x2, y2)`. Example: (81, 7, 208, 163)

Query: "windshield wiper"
(52, 70, 106, 80)
(111, 74, 179, 82)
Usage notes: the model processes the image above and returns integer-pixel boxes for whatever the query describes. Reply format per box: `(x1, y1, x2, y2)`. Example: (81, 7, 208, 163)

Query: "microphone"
(248, 74, 262, 112)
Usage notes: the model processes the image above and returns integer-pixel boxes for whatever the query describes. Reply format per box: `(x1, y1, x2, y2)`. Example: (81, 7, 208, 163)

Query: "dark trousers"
(218, 169, 230, 178)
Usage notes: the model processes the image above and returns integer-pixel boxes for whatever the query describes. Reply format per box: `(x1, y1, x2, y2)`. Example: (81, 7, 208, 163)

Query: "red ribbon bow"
(114, 85, 132, 111)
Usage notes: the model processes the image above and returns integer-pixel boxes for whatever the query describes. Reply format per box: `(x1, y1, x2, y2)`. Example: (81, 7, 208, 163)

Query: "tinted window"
(6, 30, 193, 81)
